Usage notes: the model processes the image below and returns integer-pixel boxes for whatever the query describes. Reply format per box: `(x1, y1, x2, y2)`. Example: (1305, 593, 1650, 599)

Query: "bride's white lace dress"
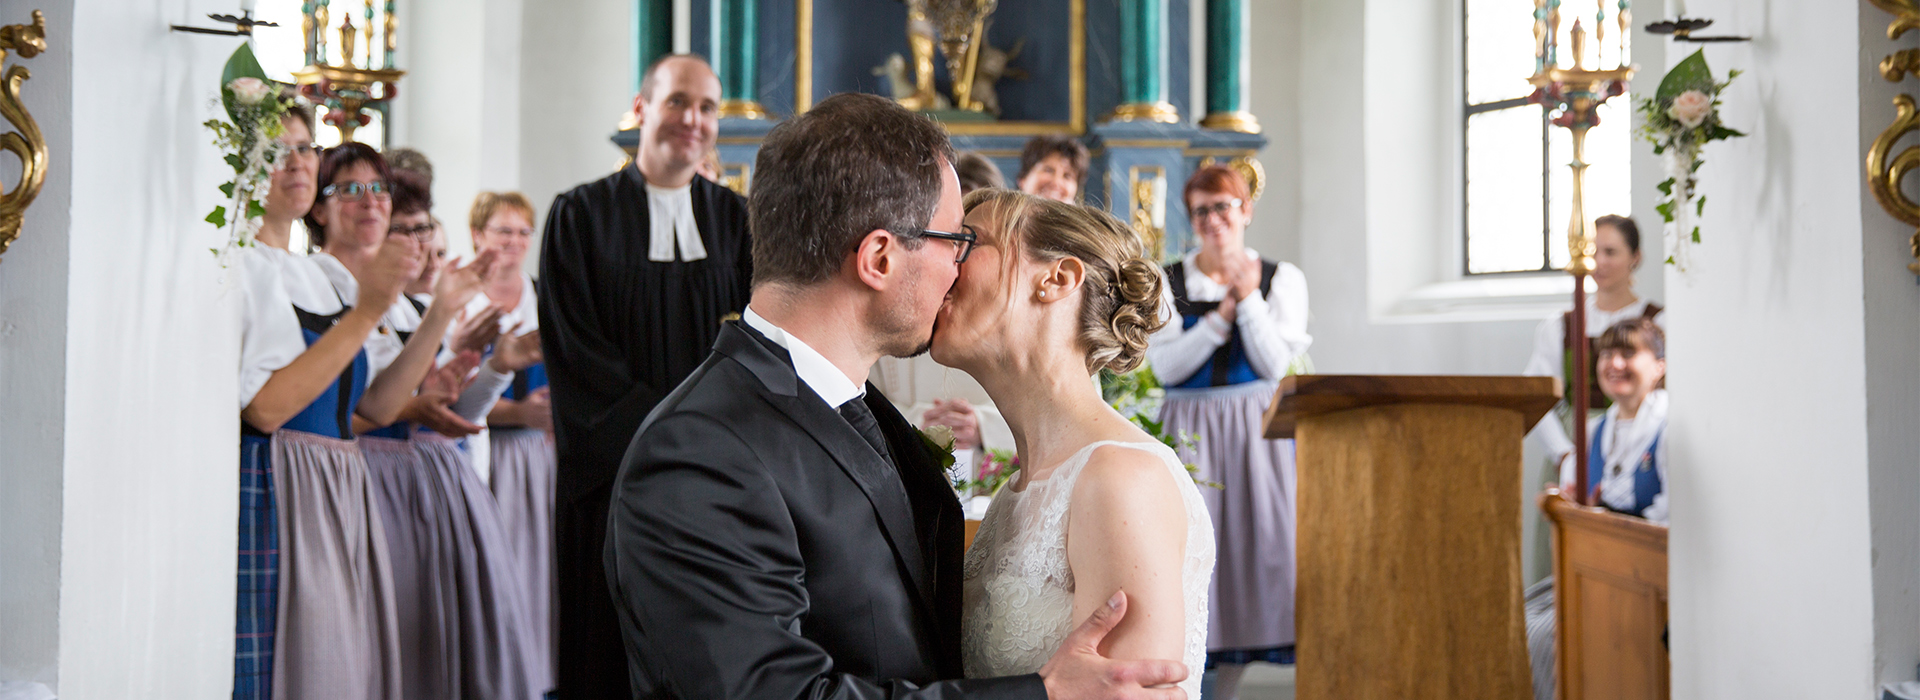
(960, 440, 1214, 698)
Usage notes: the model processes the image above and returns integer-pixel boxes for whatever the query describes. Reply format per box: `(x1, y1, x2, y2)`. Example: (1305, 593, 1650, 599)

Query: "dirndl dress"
(1156, 259, 1300, 666)
(360, 320, 549, 698)
(489, 362, 557, 668)
(236, 303, 403, 700)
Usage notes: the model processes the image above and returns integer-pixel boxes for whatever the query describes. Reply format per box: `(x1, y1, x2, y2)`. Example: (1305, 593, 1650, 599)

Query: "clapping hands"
(433, 248, 501, 310)
(921, 398, 982, 450)
(400, 350, 485, 437)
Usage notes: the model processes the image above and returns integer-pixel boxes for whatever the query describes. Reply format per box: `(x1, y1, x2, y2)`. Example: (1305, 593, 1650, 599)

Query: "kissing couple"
(605, 92, 1215, 700)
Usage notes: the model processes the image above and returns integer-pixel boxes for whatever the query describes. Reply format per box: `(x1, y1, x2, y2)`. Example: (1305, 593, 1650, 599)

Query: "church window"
(1463, 0, 1631, 274)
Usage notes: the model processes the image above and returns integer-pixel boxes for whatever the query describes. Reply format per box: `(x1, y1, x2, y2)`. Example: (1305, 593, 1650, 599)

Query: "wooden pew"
(1540, 488, 1669, 700)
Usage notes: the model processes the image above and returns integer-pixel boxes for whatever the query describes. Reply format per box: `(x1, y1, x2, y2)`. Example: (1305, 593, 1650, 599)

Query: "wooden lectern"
(1264, 375, 1556, 700)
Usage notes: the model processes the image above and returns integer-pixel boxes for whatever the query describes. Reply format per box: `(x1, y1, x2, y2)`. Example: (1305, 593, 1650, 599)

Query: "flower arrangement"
(1635, 49, 1744, 270)
(203, 45, 292, 265)
(944, 366, 1218, 497)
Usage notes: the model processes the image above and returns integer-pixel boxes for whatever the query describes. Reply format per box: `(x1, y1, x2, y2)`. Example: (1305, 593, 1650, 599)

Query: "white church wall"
(396, 0, 526, 259)
(517, 0, 633, 272)
(1663, 1, 1890, 697)
(0, 0, 72, 690)
(20, 1, 240, 697)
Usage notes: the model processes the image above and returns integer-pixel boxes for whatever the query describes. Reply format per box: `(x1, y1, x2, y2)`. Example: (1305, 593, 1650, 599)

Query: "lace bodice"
(960, 441, 1214, 697)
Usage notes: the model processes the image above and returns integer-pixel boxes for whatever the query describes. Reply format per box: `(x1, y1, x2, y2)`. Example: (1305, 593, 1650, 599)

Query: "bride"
(932, 189, 1215, 698)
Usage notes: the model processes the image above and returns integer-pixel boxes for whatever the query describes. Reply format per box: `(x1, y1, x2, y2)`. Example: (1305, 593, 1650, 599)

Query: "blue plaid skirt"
(235, 434, 278, 700)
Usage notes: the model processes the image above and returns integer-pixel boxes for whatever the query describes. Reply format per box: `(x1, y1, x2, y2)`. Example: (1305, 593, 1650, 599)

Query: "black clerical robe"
(537, 166, 753, 699)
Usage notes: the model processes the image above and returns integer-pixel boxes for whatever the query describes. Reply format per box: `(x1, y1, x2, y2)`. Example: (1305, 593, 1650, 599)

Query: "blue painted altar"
(615, 0, 1268, 262)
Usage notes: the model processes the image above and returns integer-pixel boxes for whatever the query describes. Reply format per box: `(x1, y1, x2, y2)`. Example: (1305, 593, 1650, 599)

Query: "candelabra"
(291, 0, 404, 143)
(1528, 0, 1633, 507)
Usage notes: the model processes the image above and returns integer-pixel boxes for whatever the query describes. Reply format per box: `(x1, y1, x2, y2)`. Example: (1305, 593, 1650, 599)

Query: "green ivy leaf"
(225, 153, 244, 173)
(1695, 195, 1707, 217)
(1657, 49, 1717, 103)
(1656, 200, 1676, 222)
(246, 199, 267, 220)
(1691, 226, 1701, 243)
(218, 182, 235, 199)
(206, 206, 227, 228)
(1665, 255, 1676, 264)
(1656, 178, 1675, 196)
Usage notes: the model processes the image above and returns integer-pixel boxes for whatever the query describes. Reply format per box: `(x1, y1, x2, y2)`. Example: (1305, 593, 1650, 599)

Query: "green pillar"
(633, 0, 672, 94)
(713, 0, 767, 118)
(1200, 0, 1260, 132)
(1111, 0, 1178, 123)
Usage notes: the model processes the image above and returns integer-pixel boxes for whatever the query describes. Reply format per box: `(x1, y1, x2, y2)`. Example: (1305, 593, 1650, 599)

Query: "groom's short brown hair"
(749, 92, 956, 287)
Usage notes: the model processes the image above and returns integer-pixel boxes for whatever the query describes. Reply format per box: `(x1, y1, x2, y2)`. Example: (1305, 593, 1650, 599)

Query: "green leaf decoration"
(1695, 195, 1707, 217)
(1656, 200, 1676, 222)
(1657, 49, 1717, 103)
(225, 153, 245, 173)
(1691, 226, 1701, 243)
(219, 44, 271, 124)
(1656, 178, 1674, 196)
(247, 199, 267, 220)
(1666, 255, 1676, 264)
(218, 182, 235, 199)
(206, 206, 227, 228)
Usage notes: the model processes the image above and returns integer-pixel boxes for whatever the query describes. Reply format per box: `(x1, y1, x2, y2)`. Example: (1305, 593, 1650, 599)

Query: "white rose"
(923, 424, 955, 452)
(1667, 90, 1712, 128)
(229, 77, 271, 106)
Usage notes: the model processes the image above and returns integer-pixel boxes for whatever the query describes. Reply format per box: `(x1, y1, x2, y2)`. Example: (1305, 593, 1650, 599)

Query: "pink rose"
(228, 77, 271, 106)
(1667, 90, 1712, 128)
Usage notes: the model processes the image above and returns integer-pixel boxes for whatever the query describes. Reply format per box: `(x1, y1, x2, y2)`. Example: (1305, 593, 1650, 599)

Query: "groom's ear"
(849, 229, 897, 292)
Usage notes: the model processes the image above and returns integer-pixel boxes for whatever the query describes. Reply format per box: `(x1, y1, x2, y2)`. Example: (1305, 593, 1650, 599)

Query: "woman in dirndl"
(235, 101, 420, 700)
(1146, 165, 1312, 700)
(463, 191, 558, 669)
(310, 150, 548, 699)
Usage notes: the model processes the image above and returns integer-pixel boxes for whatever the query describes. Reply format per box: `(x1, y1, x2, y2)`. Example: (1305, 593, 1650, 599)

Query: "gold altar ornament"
(1127, 165, 1167, 261)
(1866, 0, 1920, 274)
(294, 0, 404, 144)
(0, 9, 47, 261)
(926, 0, 998, 112)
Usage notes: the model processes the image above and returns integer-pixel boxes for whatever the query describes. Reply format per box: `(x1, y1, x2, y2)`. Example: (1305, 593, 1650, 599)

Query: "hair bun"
(1098, 256, 1167, 374)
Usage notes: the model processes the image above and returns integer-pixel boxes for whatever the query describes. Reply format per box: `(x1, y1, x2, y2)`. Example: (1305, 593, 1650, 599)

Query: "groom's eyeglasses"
(917, 224, 978, 264)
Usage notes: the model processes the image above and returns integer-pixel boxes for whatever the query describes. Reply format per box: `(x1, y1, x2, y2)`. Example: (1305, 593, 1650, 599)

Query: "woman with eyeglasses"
(314, 155, 547, 698)
(1143, 164, 1312, 700)
(234, 99, 425, 699)
(452, 190, 561, 673)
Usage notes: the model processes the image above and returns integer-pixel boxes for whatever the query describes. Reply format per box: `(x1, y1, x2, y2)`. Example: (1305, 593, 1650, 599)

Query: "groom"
(604, 92, 1189, 700)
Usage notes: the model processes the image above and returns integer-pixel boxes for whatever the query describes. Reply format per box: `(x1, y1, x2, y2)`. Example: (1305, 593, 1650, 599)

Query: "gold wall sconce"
(0, 9, 47, 261)
(1868, 0, 1920, 274)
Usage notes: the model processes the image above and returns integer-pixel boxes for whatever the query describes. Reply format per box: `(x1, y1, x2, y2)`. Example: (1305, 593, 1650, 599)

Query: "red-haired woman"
(1145, 164, 1312, 700)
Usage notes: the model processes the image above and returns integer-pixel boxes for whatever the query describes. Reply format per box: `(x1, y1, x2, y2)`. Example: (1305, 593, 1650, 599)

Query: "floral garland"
(203, 45, 291, 266)
(1635, 49, 1744, 271)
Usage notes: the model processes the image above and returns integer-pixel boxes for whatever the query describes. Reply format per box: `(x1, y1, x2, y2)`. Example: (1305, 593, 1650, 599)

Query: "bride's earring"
(1038, 289, 1047, 299)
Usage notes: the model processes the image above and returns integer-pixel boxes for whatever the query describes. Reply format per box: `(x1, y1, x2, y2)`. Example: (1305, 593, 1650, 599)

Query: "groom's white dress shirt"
(744, 307, 864, 409)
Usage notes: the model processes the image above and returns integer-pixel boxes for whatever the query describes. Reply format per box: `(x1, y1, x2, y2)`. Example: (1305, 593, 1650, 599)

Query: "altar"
(612, 0, 1269, 262)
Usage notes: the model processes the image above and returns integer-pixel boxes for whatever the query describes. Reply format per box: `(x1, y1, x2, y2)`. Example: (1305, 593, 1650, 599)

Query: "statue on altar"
(884, 0, 1023, 117)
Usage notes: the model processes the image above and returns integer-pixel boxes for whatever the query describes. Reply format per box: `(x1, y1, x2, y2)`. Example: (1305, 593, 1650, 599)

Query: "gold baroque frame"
(1869, 0, 1920, 273)
(0, 10, 45, 260)
(794, 0, 1085, 135)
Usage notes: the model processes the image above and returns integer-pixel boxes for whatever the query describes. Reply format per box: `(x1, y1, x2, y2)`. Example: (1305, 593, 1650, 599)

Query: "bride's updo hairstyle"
(962, 188, 1167, 374)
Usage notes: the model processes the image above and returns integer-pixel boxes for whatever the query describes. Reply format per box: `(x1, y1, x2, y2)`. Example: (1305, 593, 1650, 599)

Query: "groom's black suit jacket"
(605, 321, 1048, 700)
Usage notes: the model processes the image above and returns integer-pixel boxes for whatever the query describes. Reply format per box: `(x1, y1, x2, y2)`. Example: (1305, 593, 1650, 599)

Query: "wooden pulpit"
(1540, 488, 1669, 700)
(1264, 375, 1556, 700)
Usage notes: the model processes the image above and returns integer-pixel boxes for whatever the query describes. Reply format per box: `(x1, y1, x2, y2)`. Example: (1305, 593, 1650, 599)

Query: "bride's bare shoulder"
(1071, 444, 1184, 512)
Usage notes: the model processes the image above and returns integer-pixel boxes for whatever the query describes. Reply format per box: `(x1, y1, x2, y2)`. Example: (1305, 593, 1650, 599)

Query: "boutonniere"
(919, 424, 957, 475)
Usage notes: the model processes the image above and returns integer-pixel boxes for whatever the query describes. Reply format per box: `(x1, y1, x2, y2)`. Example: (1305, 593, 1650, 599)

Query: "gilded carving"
(0, 9, 47, 260)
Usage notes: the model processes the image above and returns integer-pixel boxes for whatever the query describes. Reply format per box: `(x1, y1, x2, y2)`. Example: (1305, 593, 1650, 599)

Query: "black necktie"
(838, 397, 893, 463)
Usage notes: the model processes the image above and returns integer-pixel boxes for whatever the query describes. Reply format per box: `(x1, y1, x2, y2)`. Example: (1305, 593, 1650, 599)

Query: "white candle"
(1671, 0, 1686, 18)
